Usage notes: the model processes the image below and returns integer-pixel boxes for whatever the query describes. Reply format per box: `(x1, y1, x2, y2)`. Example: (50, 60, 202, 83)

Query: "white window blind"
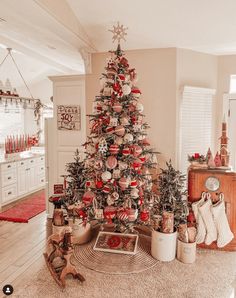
(179, 86, 215, 174)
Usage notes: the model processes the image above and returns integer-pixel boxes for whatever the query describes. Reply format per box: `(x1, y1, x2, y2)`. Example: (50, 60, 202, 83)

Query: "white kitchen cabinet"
(18, 166, 28, 196)
(0, 154, 45, 208)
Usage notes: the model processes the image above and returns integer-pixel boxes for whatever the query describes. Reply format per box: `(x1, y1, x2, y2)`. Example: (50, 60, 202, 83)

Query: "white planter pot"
(72, 222, 91, 245)
(177, 239, 196, 264)
(151, 229, 177, 262)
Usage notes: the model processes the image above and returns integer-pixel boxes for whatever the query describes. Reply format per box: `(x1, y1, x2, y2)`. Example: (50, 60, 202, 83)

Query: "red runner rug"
(0, 191, 46, 223)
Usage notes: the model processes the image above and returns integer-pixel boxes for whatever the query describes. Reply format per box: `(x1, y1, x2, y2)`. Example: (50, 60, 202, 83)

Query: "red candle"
(194, 153, 200, 159)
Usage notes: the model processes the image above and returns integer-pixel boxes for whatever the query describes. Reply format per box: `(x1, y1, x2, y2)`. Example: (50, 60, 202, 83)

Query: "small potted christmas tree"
(65, 150, 91, 244)
(151, 160, 188, 261)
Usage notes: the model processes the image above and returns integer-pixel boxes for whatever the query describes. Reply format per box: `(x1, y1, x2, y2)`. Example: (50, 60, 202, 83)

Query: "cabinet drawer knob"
(7, 177, 11, 180)
(41, 167, 44, 170)
(21, 162, 24, 165)
(7, 165, 11, 168)
(31, 160, 34, 163)
(8, 191, 12, 195)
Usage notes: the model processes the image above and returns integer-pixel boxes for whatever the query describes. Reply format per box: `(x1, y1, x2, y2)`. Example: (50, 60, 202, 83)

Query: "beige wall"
(176, 49, 218, 165)
(86, 48, 177, 168)
(85, 47, 233, 170)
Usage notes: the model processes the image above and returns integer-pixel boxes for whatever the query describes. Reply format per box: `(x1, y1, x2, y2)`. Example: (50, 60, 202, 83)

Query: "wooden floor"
(0, 211, 47, 296)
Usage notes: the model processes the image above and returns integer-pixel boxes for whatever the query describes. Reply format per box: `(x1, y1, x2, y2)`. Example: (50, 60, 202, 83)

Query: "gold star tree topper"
(109, 22, 128, 44)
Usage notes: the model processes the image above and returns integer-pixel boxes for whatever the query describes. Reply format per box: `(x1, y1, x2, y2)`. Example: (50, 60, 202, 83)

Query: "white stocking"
(199, 198, 217, 245)
(212, 196, 234, 248)
(192, 196, 206, 244)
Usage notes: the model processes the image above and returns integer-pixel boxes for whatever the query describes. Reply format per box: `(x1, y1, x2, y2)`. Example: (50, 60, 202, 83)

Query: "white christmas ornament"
(118, 161, 128, 170)
(136, 103, 144, 113)
(120, 117, 130, 126)
(98, 138, 108, 154)
(101, 171, 112, 182)
(107, 195, 115, 206)
(133, 124, 142, 132)
(112, 192, 119, 201)
(130, 188, 139, 199)
(122, 84, 131, 95)
(109, 117, 118, 127)
(112, 169, 121, 179)
(87, 144, 96, 154)
(124, 133, 134, 143)
(115, 137, 123, 145)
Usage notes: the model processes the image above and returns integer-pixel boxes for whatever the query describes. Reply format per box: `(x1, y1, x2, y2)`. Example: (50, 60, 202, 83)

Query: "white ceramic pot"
(72, 222, 91, 245)
(177, 239, 196, 264)
(151, 229, 177, 262)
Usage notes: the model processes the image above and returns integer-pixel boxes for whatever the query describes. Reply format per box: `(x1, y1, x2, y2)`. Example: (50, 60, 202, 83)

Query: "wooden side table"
(188, 168, 236, 251)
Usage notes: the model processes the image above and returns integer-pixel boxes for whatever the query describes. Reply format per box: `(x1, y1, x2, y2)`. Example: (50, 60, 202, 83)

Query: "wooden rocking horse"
(44, 226, 85, 288)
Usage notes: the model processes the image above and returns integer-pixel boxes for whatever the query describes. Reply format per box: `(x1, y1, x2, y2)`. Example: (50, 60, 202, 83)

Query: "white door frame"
(223, 93, 236, 170)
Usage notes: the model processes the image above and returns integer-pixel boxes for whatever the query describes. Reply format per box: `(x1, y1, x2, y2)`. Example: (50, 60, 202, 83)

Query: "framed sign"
(57, 105, 81, 130)
(93, 231, 139, 255)
(53, 184, 64, 194)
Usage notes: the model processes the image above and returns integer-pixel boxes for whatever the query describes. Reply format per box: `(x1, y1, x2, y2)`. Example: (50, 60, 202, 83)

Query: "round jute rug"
(72, 234, 158, 275)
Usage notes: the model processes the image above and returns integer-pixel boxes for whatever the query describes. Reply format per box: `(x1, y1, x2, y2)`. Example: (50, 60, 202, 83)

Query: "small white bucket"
(177, 239, 196, 264)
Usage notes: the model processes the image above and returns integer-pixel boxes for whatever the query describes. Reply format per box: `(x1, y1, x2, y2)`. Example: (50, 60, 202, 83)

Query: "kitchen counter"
(0, 148, 45, 165)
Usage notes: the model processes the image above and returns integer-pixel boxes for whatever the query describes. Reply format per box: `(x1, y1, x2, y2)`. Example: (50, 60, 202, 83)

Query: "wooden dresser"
(188, 168, 236, 251)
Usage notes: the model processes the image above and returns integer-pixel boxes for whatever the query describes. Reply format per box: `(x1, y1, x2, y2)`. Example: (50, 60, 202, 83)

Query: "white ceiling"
(1, 0, 236, 96)
(67, 0, 236, 55)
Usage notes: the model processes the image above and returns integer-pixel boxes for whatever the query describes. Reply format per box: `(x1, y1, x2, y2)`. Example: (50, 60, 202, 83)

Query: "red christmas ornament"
(131, 87, 141, 95)
(106, 127, 114, 134)
(140, 210, 149, 221)
(77, 209, 87, 219)
(128, 104, 136, 112)
(103, 185, 111, 193)
(122, 147, 131, 156)
(130, 180, 138, 188)
(132, 159, 142, 171)
(113, 82, 121, 92)
(118, 74, 125, 81)
(82, 191, 95, 205)
(119, 177, 129, 190)
(96, 180, 103, 189)
(109, 144, 119, 155)
(119, 57, 129, 67)
(112, 101, 122, 113)
(117, 209, 129, 221)
(104, 206, 117, 222)
(85, 181, 92, 188)
(139, 155, 146, 163)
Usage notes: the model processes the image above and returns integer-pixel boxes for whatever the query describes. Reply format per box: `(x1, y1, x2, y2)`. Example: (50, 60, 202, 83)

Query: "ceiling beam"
(33, 0, 97, 52)
(0, 35, 77, 74)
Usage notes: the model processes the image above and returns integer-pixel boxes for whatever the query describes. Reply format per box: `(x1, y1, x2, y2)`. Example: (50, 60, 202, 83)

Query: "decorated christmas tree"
(81, 23, 158, 232)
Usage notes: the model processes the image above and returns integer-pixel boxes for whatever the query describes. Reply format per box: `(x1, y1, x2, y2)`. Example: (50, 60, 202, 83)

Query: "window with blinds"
(179, 86, 215, 174)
